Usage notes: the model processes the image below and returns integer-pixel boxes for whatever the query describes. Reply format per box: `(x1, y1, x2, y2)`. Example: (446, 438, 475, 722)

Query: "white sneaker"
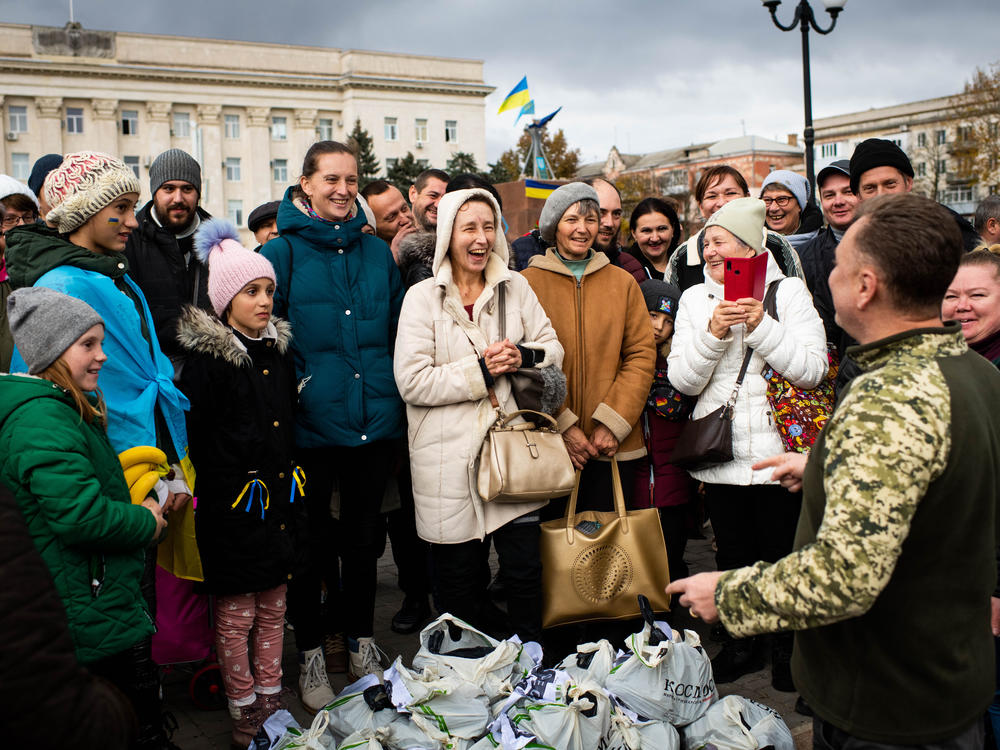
(347, 637, 390, 682)
(297, 647, 334, 714)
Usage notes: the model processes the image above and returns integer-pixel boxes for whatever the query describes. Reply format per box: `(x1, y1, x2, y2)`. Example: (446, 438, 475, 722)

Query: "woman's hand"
(142, 497, 168, 543)
(563, 426, 598, 470)
(737, 297, 765, 333)
(709, 300, 747, 339)
(752, 452, 808, 493)
(590, 424, 619, 457)
(483, 339, 521, 376)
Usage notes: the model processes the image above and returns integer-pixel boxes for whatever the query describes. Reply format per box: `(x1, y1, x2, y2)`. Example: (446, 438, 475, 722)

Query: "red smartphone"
(724, 254, 768, 301)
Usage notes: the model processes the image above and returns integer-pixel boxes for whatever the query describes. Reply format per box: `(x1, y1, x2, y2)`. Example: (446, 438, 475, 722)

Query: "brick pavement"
(166, 528, 813, 748)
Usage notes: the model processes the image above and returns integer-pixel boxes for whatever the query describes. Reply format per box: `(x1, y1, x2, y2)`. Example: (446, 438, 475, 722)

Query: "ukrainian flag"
(498, 77, 531, 114)
(514, 100, 535, 126)
(525, 179, 558, 200)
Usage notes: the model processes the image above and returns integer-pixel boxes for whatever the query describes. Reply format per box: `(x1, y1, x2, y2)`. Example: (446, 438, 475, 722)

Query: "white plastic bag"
(413, 615, 536, 702)
(556, 640, 618, 688)
(681, 695, 794, 750)
(605, 622, 716, 726)
(384, 658, 490, 744)
(504, 680, 612, 750)
(273, 710, 335, 750)
(600, 703, 681, 750)
(326, 675, 400, 745)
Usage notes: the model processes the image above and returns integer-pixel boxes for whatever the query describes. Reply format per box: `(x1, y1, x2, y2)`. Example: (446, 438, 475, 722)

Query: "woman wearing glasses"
(0, 176, 39, 370)
(758, 170, 822, 250)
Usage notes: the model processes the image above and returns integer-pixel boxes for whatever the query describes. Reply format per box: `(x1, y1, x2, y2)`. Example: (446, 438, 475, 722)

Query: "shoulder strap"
(498, 282, 506, 341)
(282, 236, 294, 303)
(763, 279, 781, 321)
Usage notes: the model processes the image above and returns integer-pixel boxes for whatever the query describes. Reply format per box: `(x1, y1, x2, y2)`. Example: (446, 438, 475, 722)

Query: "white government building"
(0, 22, 492, 239)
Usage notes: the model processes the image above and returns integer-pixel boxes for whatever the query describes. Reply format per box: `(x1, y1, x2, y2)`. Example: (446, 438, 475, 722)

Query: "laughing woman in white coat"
(667, 197, 826, 688)
(394, 188, 564, 644)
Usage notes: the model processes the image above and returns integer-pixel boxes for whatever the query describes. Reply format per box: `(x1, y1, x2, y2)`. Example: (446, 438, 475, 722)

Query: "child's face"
(227, 278, 275, 338)
(649, 311, 674, 345)
(62, 323, 107, 392)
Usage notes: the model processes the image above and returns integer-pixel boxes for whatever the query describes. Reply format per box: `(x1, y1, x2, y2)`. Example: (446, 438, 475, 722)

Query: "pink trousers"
(214, 585, 286, 705)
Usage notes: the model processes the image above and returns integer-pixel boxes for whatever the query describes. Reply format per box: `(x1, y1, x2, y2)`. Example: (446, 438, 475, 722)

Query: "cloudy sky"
(5, 1, 1000, 165)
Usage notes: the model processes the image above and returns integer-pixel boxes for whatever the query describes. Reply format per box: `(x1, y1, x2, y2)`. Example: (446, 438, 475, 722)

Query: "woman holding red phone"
(666, 197, 826, 691)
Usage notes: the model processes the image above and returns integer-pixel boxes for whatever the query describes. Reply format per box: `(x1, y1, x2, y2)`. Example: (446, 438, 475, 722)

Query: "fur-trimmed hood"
(176, 305, 292, 367)
(397, 230, 436, 279)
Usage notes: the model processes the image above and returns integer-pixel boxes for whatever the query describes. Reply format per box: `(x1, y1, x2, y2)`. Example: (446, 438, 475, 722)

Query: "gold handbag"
(540, 458, 671, 628)
(477, 407, 576, 503)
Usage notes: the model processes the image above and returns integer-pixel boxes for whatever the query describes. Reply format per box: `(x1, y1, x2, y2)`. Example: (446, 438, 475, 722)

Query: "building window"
(384, 117, 398, 141)
(225, 114, 240, 139)
(317, 118, 333, 141)
(888, 138, 902, 148)
(173, 112, 191, 138)
(937, 159, 948, 174)
(271, 116, 287, 141)
(990, 185, 1000, 196)
(8, 105, 27, 134)
(225, 157, 241, 182)
(121, 109, 139, 135)
(123, 155, 140, 179)
(444, 120, 458, 143)
(227, 200, 243, 226)
(65, 107, 84, 134)
(916, 162, 927, 177)
(272, 158, 288, 182)
(935, 129, 947, 145)
(957, 125, 973, 142)
(820, 143, 838, 158)
(916, 132, 927, 148)
(10, 153, 30, 180)
(417, 159, 429, 168)
(990, 122, 999, 138)
(385, 157, 398, 172)
(415, 118, 428, 143)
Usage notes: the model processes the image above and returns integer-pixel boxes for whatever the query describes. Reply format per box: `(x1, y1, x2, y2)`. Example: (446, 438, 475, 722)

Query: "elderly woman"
(522, 182, 655, 511)
(394, 188, 563, 644)
(943, 249, 1000, 367)
(759, 170, 821, 250)
(667, 197, 827, 690)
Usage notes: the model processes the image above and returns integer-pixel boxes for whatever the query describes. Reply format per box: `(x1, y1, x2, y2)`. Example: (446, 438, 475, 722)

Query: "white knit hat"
(0, 175, 39, 207)
(703, 197, 767, 252)
(44, 151, 141, 233)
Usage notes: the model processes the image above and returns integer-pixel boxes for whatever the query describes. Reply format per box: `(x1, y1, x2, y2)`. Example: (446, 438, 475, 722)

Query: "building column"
(0, 96, 6, 173)
(195, 104, 223, 217)
(35, 97, 64, 157)
(246, 107, 272, 209)
(295, 107, 318, 158)
(146, 101, 172, 165)
(91, 98, 119, 155)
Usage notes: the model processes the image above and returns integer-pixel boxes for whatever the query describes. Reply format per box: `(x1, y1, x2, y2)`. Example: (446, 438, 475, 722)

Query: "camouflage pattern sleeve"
(714, 356, 952, 638)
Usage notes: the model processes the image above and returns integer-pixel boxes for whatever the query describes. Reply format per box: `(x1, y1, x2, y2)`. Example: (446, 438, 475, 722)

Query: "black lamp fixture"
(762, 0, 848, 192)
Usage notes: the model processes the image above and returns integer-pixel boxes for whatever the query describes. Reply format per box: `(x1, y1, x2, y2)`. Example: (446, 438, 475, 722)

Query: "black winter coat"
(0, 483, 137, 749)
(124, 203, 213, 359)
(177, 308, 307, 595)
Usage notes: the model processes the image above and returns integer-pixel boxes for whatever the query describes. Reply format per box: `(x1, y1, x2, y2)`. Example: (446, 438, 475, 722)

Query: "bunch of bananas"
(118, 446, 169, 505)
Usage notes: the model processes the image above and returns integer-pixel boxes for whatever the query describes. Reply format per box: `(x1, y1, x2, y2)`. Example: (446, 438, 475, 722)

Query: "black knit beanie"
(640, 279, 681, 319)
(849, 139, 913, 194)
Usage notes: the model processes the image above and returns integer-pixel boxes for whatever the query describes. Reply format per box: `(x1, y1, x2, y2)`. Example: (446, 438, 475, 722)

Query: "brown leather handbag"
(539, 458, 672, 628)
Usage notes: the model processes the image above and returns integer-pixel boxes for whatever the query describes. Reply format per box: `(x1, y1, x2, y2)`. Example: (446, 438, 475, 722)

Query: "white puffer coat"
(394, 189, 564, 543)
(666, 250, 827, 486)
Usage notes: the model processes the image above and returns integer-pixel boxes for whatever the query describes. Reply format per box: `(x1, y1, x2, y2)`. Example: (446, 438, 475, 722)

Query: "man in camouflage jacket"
(668, 193, 1000, 749)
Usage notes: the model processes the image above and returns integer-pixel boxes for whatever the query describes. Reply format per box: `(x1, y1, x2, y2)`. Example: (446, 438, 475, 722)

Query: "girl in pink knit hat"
(176, 218, 306, 748)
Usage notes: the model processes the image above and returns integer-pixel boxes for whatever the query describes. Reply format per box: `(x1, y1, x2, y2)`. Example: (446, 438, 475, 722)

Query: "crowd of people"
(0, 131, 999, 750)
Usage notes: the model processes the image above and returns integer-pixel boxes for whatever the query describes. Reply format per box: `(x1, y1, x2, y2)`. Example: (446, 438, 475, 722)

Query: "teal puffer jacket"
(0, 375, 156, 664)
(263, 188, 405, 449)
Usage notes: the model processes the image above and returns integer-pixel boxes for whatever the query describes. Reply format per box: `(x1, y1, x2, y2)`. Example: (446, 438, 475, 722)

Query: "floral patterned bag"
(760, 282, 837, 453)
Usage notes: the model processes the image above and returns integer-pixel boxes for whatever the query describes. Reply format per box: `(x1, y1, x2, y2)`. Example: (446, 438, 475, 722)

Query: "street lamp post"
(762, 0, 847, 192)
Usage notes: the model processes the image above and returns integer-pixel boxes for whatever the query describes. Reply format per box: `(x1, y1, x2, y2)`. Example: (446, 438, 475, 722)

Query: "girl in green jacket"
(0, 287, 166, 731)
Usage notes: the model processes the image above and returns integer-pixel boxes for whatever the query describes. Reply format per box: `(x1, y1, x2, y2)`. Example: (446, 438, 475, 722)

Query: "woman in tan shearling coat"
(394, 188, 563, 642)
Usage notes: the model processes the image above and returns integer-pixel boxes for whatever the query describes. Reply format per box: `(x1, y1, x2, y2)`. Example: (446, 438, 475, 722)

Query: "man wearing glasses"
(0, 176, 40, 370)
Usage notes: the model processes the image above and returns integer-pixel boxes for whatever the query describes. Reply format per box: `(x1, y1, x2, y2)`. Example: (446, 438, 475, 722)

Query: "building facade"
(813, 93, 997, 216)
(0, 22, 491, 240)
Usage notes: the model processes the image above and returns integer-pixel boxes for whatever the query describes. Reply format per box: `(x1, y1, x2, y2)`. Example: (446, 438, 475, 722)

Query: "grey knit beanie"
(538, 182, 600, 245)
(703, 197, 767, 252)
(149, 148, 202, 197)
(8, 287, 104, 374)
(760, 170, 810, 210)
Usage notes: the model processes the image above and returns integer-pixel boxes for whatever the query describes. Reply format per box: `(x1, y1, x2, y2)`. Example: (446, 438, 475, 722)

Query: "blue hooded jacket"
(262, 187, 404, 449)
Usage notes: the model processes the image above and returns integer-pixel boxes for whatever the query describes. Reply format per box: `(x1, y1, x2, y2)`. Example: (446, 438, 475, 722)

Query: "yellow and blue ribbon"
(289, 466, 306, 505)
(232, 478, 269, 519)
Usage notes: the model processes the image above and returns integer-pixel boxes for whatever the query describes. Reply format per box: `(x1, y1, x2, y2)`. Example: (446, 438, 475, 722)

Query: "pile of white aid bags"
(257, 613, 794, 750)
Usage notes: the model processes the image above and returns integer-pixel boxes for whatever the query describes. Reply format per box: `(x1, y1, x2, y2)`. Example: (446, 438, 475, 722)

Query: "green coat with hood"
(0, 374, 156, 664)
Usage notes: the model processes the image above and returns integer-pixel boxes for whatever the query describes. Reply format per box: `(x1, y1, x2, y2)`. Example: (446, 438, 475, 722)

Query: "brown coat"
(522, 249, 655, 460)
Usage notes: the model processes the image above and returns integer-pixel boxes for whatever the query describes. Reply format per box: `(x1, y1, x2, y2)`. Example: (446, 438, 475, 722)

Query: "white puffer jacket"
(394, 189, 564, 543)
(666, 250, 827, 486)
